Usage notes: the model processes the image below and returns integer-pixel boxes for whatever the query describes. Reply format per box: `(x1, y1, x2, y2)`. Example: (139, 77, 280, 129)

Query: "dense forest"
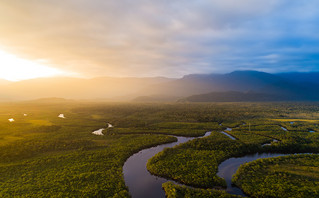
(162, 182, 240, 198)
(1, 101, 319, 197)
(233, 154, 319, 197)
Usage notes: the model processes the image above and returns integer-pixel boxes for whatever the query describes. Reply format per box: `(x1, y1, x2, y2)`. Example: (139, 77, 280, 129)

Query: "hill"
(141, 71, 319, 101)
(1, 71, 319, 101)
(0, 76, 173, 100)
(180, 91, 288, 102)
(278, 72, 319, 85)
(141, 71, 288, 96)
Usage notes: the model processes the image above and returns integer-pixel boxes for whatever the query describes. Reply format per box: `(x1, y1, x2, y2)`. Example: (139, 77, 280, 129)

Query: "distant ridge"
(0, 76, 174, 101)
(1, 71, 319, 102)
(140, 70, 319, 101)
(179, 91, 288, 102)
(278, 72, 319, 84)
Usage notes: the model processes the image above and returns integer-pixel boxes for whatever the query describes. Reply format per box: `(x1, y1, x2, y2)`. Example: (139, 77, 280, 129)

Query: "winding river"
(123, 132, 211, 198)
(217, 153, 290, 196)
(123, 130, 308, 197)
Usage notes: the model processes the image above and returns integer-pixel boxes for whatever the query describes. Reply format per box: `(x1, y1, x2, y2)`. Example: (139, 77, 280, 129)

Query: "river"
(123, 132, 211, 198)
(217, 153, 291, 196)
(123, 130, 307, 197)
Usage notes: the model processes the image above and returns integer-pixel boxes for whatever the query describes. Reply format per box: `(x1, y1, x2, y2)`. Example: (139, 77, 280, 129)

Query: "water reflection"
(123, 132, 211, 198)
(217, 153, 289, 196)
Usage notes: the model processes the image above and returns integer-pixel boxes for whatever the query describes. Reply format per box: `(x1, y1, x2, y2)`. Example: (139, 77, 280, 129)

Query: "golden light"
(0, 50, 66, 81)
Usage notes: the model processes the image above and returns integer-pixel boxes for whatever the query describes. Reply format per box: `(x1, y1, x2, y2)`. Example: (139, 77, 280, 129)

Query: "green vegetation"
(114, 121, 217, 137)
(162, 182, 241, 198)
(0, 101, 179, 197)
(148, 131, 262, 188)
(0, 135, 176, 197)
(148, 119, 319, 191)
(146, 103, 319, 197)
(233, 154, 319, 198)
(1, 101, 319, 197)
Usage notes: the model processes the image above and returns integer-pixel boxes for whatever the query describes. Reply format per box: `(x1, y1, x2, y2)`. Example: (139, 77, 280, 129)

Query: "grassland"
(1, 101, 319, 197)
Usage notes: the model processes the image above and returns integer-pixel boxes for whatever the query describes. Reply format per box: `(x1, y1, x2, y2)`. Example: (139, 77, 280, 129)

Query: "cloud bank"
(0, 0, 319, 77)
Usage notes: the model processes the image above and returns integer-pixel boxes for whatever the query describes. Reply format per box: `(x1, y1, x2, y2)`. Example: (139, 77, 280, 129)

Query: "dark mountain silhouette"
(140, 71, 319, 102)
(140, 71, 285, 96)
(278, 72, 319, 85)
(1, 71, 319, 101)
(180, 91, 287, 102)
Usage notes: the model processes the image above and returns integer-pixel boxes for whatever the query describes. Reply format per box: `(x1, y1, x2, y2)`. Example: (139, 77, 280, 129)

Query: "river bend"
(123, 132, 211, 198)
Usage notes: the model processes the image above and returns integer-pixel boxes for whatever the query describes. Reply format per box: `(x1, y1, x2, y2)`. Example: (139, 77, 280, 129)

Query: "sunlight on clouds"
(0, 50, 66, 81)
(0, 1, 318, 76)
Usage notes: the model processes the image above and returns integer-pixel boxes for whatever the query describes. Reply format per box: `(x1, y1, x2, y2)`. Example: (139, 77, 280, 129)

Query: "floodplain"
(1, 101, 319, 197)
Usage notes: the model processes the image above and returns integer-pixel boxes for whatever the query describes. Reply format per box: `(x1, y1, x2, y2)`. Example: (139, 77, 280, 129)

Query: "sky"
(0, 0, 319, 80)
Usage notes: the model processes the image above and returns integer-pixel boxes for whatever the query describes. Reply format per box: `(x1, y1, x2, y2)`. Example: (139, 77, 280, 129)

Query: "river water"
(123, 130, 306, 197)
(217, 153, 290, 196)
(123, 132, 211, 198)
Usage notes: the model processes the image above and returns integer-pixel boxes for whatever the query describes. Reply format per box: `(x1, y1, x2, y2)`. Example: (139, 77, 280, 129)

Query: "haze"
(3, 2, 319, 198)
(1, 0, 319, 81)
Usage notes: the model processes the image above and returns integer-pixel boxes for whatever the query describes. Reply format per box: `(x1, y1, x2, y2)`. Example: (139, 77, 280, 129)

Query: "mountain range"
(139, 71, 319, 102)
(1, 71, 319, 102)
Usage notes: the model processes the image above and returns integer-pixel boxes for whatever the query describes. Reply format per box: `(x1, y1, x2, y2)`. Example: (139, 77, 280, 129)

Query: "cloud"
(0, 0, 319, 77)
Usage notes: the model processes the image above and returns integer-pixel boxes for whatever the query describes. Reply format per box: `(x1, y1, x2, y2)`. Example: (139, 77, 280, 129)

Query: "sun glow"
(0, 50, 66, 81)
